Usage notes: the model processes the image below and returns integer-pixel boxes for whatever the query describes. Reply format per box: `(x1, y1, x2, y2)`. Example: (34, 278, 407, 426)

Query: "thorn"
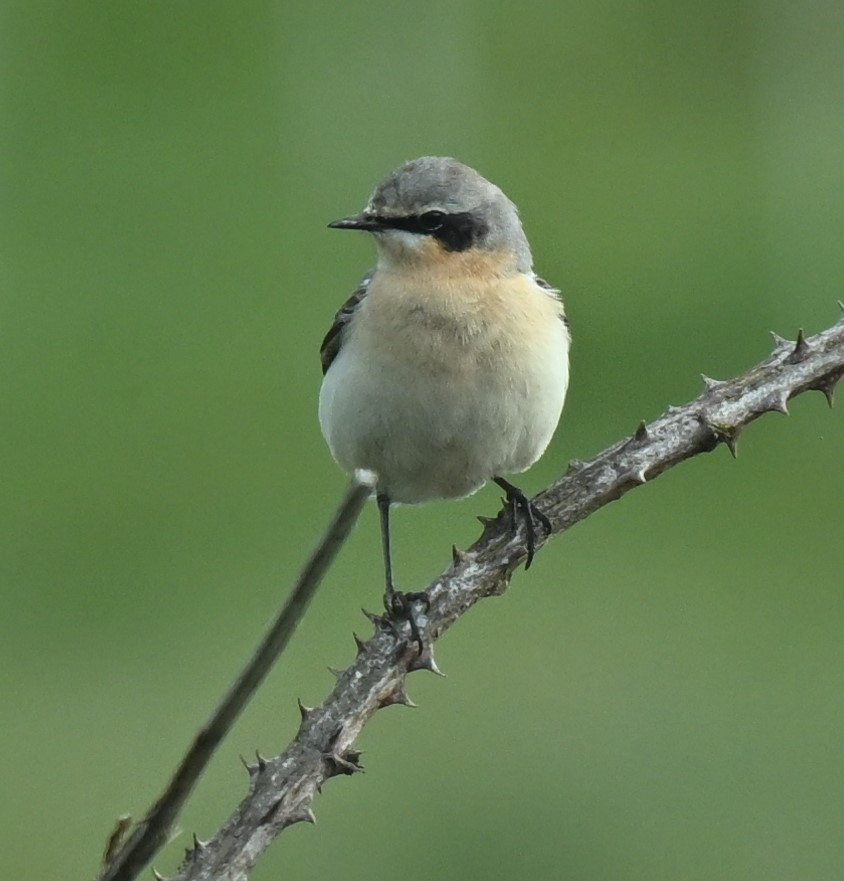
(451, 544, 466, 564)
(102, 814, 132, 867)
(353, 632, 367, 655)
(152, 869, 168, 881)
(762, 392, 789, 415)
(704, 419, 740, 458)
(813, 375, 839, 408)
(770, 331, 791, 352)
(345, 748, 363, 766)
(788, 328, 810, 363)
(285, 807, 318, 827)
(837, 299, 844, 314)
(255, 750, 268, 772)
(240, 754, 259, 776)
(192, 833, 207, 852)
(184, 844, 199, 863)
(701, 374, 727, 391)
(297, 698, 314, 722)
(408, 646, 445, 676)
(362, 608, 388, 629)
(327, 666, 341, 679)
(618, 466, 647, 485)
(622, 423, 648, 449)
(565, 458, 585, 474)
(379, 683, 417, 708)
(476, 514, 497, 527)
(324, 743, 364, 776)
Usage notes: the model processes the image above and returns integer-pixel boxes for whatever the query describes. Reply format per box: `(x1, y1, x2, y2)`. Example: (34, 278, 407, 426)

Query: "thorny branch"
(100, 311, 844, 881)
(98, 478, 374, 881)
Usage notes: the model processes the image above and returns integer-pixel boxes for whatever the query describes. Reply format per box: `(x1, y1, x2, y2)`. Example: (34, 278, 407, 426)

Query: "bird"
(318, 156, 570, 639)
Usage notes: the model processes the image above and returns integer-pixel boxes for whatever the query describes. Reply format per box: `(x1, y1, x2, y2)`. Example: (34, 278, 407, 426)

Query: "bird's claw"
(494, 477, 552, 569)
(383, 589, 429, 653)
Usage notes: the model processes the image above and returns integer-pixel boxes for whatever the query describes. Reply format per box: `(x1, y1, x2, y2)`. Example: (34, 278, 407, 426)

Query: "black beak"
(327, 212, 383, 231)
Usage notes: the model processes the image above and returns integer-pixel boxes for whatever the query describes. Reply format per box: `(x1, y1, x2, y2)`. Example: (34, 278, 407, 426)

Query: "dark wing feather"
(319, 271, 372, 375)
(534, 274, 570, 330)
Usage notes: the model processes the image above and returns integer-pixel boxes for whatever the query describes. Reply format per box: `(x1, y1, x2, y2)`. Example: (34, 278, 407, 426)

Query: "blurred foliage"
(1, 2, 843, 880)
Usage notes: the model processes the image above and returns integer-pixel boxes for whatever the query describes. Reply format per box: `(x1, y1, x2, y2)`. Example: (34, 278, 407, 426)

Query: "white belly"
(319, 275, 570, 504)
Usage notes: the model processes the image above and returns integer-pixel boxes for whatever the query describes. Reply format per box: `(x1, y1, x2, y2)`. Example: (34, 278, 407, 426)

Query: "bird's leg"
(377, 492, 427, 651)
(377, 492, 396, 598)
(492, 476, 552, 569)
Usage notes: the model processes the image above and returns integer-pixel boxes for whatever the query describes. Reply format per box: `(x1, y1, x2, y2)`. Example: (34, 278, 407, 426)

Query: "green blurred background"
(2, 2, 843, 879)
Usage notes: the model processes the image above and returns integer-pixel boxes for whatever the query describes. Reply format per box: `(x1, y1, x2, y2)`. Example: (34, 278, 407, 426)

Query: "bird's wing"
(534, 274, 570, 330)
(319, 270, 373, 375)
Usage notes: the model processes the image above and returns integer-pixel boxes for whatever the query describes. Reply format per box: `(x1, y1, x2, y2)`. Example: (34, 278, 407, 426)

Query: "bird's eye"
(419, 210, 446, 232)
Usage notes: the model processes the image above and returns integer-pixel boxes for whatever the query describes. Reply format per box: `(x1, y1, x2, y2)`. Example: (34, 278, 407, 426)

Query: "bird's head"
(328, 156, 532, 273)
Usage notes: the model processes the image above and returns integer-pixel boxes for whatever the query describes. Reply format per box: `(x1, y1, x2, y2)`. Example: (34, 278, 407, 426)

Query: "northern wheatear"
(319, 156, 570, 631)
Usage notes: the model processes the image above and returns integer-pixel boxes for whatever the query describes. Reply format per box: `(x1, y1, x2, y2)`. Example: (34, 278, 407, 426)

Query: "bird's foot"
(493, 477, 552, 569)
(383, 588, 429, 653)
